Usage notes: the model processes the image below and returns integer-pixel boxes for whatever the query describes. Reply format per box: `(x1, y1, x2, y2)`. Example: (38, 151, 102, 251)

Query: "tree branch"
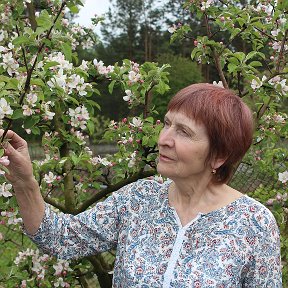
(276, 29, 288, 73)
(203, 12, 228, 88)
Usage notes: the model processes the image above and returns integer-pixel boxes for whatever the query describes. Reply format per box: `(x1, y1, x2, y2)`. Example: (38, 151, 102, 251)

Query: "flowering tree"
(168, 0, 288, 284)
(0, 0, 169, 287)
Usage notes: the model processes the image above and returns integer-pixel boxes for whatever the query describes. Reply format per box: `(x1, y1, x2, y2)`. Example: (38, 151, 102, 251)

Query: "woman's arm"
(1, 130, 45, 234)
(243, 211, 282, 287)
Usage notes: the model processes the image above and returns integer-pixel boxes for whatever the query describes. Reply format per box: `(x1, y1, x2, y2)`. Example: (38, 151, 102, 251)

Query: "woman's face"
(157, 111, 211, 180)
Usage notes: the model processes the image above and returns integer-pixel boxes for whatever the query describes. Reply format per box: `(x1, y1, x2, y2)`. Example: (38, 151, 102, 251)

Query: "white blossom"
(168, 24, 177, 34)
(278, 171, 288, 184)
(0, 182, 13, 197)
(212, 81, 224, 88)
(130, 117, 143, 128)
(91, 156, 112, 166)
(0, 29, 8, 41)
(61, 18, 69, 27)
(0, 156, 10, 166)
(271, 29, 281, 37)
(201, 0, 214, 11)
(42, 101, 55, 120)
(251, 78, 262, 90)
(0, 98, 13, 119)
(44, 172, 56, 184)
(1, 210, 22, 225)
(128, 70, 141, 83)
(47, 69, 67, 89)
(123, 90, 133, 102)
(78, 60, 89, 71)
(68, 106, 90, 130)
(22, 105, 34, 116)
(1, 52, 19, 75)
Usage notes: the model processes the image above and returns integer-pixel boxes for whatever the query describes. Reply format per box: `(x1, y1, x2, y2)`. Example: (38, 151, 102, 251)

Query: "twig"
(220, 25, 247, 54)
(203, 12, 228, 88)
(15, 25, 28, 71)
(276, 29, 288, 73)
(254, 26, 277, 42)
(237, 71, 242, 97)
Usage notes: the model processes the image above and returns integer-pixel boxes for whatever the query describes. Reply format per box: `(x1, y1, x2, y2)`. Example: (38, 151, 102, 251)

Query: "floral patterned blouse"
(27, 179, 282, 287)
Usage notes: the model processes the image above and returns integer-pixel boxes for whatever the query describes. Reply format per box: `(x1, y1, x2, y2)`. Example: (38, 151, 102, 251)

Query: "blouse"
(27, 179, 282, 287)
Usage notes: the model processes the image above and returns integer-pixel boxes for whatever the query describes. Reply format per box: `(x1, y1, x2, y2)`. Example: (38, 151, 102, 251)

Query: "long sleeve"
(243, 210, 282, 287)
(25, 192, 122, 260)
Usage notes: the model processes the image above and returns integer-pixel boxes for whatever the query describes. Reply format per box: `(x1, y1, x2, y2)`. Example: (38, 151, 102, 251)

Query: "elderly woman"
(2, 83, 282, 287)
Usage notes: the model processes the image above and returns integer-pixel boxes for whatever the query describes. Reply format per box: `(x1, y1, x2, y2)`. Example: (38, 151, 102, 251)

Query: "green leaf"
(12, 36, 34, 46)
(0, 164, 9, 175)
(6, 79, 19, 90)
(31, 78, 45, 87)
(191, 48, 200, 60)
(233, 52, 246, 62)
(108, 80, 116, 94)
(155, 81, 170, 95)
(23, 116, 40, 129)
(0, 75, 10, 82)
(87, 120, 95, 135)
(71, 154, 79, 165)
(0, 148, 4, 158)
(61, 42, 72, 62)
(68, 5, 79, 14)
(249, 61, 262, 67)
(66, 96, 79, 106)
(43, 61, 60, 70)
(86, 99, 100, 110)
(230, 28, 241, 40)
(36, 10, 53, 30)
(246, 51, 258, 60)
(59, 157, 68, 165)
(11, 109, 24, 120)
(227, 63, 237, 73)
(31, 126, 41, 135)
(142, 136, 149, 146)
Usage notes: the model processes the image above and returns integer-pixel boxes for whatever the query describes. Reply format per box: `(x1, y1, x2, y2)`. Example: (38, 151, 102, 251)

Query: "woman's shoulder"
(232, 194, 279, 235)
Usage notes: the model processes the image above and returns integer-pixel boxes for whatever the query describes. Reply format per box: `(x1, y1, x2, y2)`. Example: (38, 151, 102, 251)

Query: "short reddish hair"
(167, 83, 254, 184)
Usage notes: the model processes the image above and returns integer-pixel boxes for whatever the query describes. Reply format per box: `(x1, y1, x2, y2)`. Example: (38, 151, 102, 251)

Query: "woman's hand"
(1, 130, 45, 234)
(0, 130, 34, 186)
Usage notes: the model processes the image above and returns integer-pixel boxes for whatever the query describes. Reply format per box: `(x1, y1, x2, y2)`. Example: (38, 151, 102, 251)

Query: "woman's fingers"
(3, 130, 27, 151)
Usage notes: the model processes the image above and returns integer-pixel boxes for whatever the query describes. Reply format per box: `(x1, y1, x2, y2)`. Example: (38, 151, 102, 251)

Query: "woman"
(1, 83, 282, 287)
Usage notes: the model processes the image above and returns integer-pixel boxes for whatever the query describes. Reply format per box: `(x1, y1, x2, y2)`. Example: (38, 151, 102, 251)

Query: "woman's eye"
(179, 129, 189, 136)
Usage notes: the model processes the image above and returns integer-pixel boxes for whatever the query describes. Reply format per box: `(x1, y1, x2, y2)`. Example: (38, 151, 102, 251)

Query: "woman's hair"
(167, 83, 254, 184)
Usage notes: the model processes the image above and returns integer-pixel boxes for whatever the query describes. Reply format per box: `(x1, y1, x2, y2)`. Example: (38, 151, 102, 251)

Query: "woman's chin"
(156, 164, 175, 178)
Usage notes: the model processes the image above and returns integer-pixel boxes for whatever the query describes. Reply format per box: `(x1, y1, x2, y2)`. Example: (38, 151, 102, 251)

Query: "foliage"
(153, 53, 203, 118)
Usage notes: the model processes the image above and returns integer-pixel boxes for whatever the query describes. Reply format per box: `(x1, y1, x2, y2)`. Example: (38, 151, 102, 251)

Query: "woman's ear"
(211, 156, 227, 170)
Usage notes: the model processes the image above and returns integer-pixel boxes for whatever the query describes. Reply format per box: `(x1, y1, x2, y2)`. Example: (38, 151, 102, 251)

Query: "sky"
(75, 0, 111, 34)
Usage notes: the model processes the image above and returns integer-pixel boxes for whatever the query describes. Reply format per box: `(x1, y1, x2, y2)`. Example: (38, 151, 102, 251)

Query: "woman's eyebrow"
(165, 116, 195, 133)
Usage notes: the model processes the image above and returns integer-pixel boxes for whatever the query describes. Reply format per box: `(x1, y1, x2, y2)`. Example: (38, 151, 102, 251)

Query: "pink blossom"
(0, 156, 9, 166)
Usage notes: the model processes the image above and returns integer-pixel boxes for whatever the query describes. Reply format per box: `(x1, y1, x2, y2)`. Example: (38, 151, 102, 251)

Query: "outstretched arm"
(1, 130, 45, 234)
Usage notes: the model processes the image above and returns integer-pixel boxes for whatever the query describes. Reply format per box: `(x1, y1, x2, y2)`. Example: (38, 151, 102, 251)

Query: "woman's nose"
(158, 127, 174, 147)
